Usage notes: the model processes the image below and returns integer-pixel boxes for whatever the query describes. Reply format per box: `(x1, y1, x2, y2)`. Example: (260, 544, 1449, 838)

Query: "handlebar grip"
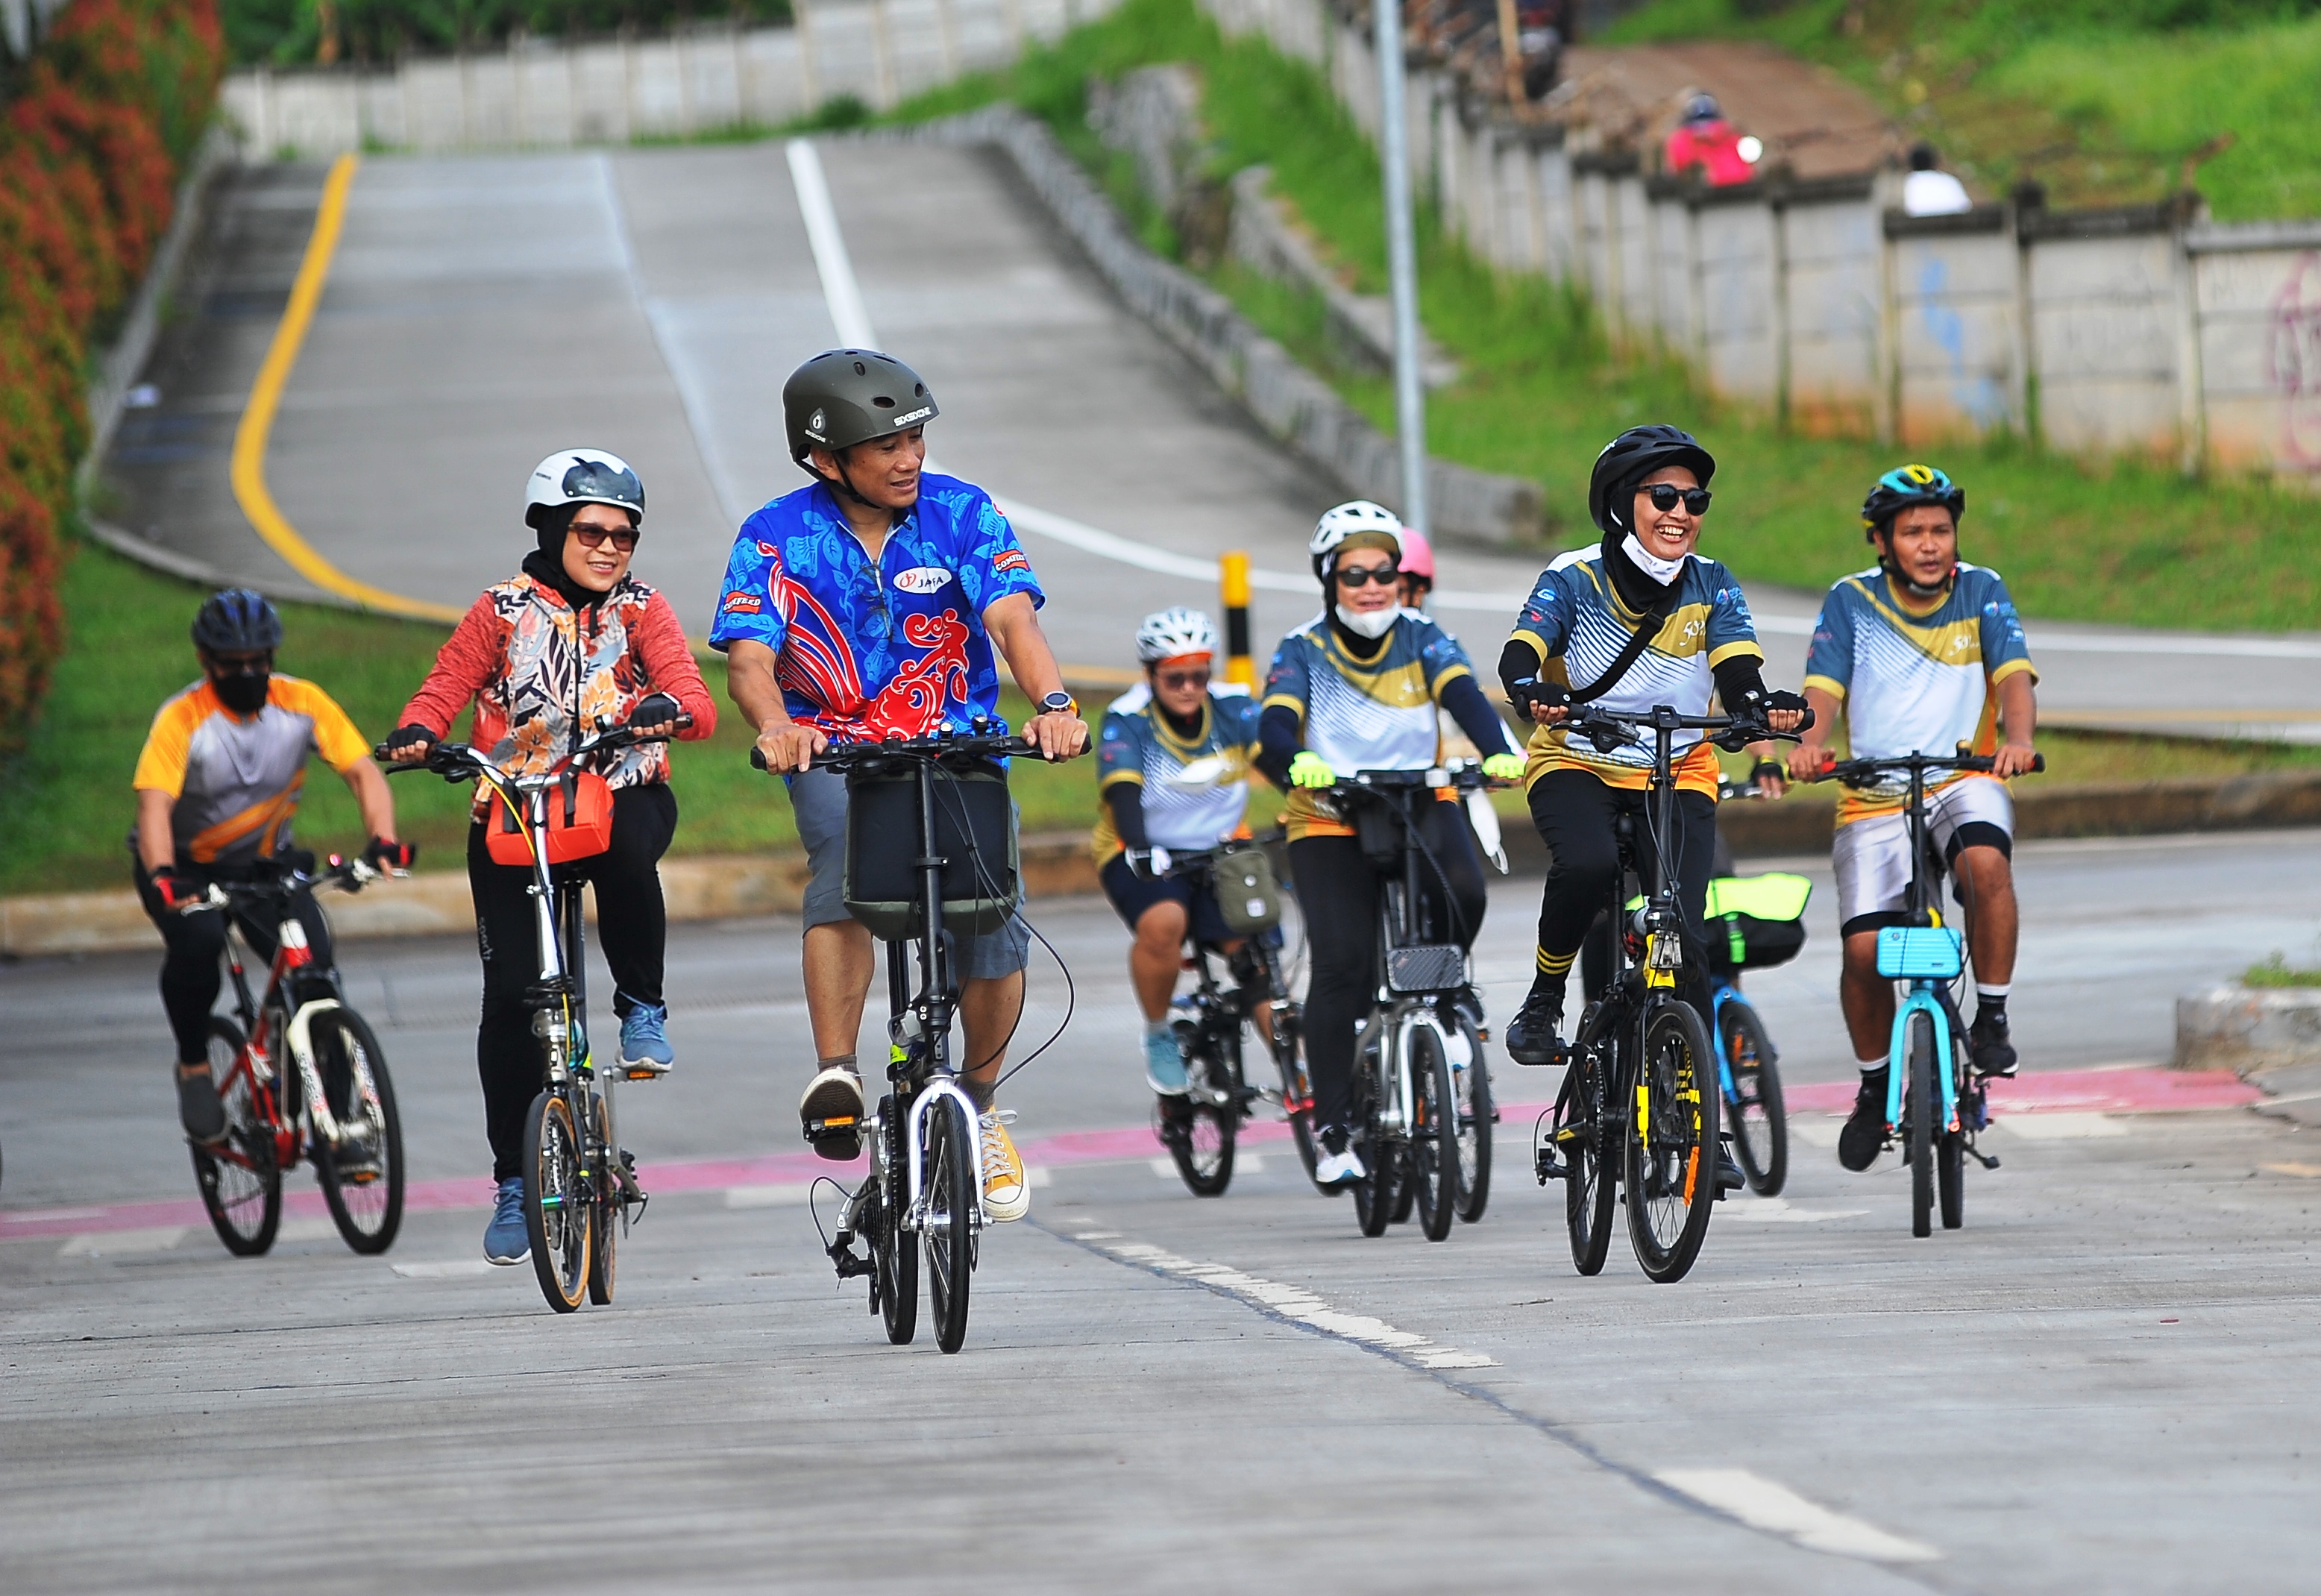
(750, 747, 768, 771)
(2028, 753, 2046, 773)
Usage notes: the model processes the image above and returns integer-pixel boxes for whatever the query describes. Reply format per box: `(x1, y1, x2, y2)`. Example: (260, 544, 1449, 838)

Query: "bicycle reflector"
(486, 770, 615, 866)
(1875, 926, 1963, 980)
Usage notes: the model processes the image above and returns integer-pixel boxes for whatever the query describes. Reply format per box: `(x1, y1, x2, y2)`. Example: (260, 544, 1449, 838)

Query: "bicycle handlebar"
(377, 714, 691, 784)
(749, 728, 1037, 773)
(1562, 702, 1815, 755)
(177, 853, 386, 915)
(1322, 760, 1507, 796)
(1806, 750, 2046, 788)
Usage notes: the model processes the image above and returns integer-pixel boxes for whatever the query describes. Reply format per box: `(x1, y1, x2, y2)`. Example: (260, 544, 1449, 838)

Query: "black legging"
(134, 860, 333, 1063)
(468, 782, 676, 1179)
(1530, 767, 1718, 1026)
(1288, 801, 1488, 1133)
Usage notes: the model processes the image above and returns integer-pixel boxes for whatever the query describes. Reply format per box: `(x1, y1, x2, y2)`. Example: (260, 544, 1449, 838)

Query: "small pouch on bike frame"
(485, 770, 614, 867)
(1212, 841, 1281, 936)
(1386, 943, 1467, 995)
(843, 760, 1020, 940)
(1876, 925, 1962, 980)
(1352, 797, 1404, 871)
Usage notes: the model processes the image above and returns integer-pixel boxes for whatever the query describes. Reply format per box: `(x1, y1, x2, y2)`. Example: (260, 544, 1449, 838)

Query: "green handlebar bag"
(1702, 872, 1812, 973)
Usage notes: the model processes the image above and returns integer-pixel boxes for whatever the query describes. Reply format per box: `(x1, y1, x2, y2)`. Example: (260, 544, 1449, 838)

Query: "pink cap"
(1396, 524, 1434, 580)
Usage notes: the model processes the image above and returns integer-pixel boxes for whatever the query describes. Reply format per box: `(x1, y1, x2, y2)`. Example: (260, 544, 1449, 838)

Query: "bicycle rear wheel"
(1557, 1037, 1615, 1276)
(192, 1017, 281, 1257)
(1624, 1002, 1721, 1284)
(1939, 1035, 1967, 1231)
(524, 1090, 590, 1313)
(588, 1093, 618, 1304)
(1452, 1014, 1492, 1223)
(1163, 1095, 1236, 1197)
(1411, 1026, 1460, 1242)
(876, 1105, 917, 1345)
(1267, 1003, 1320, 1187)
(1718, 1001, 1787, 1198)
(310, 1007, 404, 1255)
(1907, 1013, 1936, 1240)
(925, 1095, 976, 1354)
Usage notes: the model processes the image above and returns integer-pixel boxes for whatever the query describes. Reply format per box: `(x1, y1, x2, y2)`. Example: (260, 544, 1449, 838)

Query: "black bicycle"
(1536, 703, 1806, 1283)
(1140, 840, 1309, 1196)
(1319, 762, 1502, 1242)
(386, 719, 679, 1312)
(761, 725, 1050, 1355)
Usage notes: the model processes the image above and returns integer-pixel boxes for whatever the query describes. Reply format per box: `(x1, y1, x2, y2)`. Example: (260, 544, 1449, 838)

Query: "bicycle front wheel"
(926, 1095, 976, 1355)
(1557, 1037, 1615, 1276)
(1410, 1026, 1460, 1241)
(192, 1017, 281, 1257)
(876, 1103, 917, 1345)
(1718, 1001, 1787, 1198)
(1163, 1096, 1236, 1197)
(1452, 1014, 1492, 1223)
(1906, 1012, 1936, 1239)
(1624, 1002, 1721, 1284)
(310, 1006, 404, 1254)
(524, 1090, 590, 1313)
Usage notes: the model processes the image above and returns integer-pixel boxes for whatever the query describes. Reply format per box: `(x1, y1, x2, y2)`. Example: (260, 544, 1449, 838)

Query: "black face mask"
(214, 670, 271, 714)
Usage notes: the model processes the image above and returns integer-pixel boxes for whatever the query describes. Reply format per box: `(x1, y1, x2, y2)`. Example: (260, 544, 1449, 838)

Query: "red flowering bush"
(0, 0, 222, 751)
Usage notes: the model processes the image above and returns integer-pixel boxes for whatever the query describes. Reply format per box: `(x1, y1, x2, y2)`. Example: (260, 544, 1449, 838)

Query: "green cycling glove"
(1288, 751, 1337, 789)
(1481, 753, 1526, 782)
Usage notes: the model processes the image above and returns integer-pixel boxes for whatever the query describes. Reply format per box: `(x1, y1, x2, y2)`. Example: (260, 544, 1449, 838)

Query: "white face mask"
(1334, 603, 1398, 640)
(1621, 532, 1688, 585)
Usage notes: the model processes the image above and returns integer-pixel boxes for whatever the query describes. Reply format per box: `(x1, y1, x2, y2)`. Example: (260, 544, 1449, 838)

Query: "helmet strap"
(1874, 529, 1956, 600)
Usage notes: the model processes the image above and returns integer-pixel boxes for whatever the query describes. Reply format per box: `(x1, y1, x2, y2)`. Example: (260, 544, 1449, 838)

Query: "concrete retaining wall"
(2176, 985, 2321, 1073)
(1200, 0, 2321, 488)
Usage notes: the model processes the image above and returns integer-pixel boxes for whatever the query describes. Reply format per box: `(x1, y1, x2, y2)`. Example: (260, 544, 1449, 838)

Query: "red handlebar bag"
(485, 770, 615, 866)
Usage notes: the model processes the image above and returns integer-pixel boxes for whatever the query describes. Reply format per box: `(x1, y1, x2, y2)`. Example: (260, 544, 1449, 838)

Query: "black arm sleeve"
(1497, 638, 1544, 700)
(1440, 673, 1517, 757)
(1105, 782, 1149, 851)
(1254, 703, 1302, 790)
(1711, 653, 1769, 714)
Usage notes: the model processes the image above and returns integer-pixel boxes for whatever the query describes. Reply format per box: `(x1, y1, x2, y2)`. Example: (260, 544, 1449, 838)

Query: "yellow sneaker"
(979, 1110, 1028, 1222)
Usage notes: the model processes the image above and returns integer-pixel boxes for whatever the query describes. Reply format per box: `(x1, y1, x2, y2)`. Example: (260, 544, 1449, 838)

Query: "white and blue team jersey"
(1091, 685, 1263, 861)
(1803, 562, 2036, 823)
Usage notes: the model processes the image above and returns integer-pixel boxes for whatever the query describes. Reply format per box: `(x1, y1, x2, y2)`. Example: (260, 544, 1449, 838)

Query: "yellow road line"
(230, 154, 462, 624)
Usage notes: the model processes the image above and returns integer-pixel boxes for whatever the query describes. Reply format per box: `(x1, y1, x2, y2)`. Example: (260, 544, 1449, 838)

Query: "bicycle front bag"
(1212, 841, 1281, 936)
(1876, 925, 1963, 980)
(1385, 943, 1466, 995)
(1701, 872, 1812, 973)
(842, 761, 1020, 940)
(486, 770, 614, 867)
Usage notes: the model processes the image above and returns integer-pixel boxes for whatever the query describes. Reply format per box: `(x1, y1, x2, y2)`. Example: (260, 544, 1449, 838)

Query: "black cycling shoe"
(176, 1063, 227, 1146)
(1716, 1140, 1746, 1195)
(1969, 1011, 2018, 1078)
(1837, 1067, 1890, 1172)
(1502, 984, 1568, 1066)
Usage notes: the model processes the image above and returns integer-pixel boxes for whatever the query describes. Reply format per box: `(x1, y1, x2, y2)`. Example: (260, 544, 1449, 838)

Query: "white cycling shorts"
(1831, 776, 2014, 934)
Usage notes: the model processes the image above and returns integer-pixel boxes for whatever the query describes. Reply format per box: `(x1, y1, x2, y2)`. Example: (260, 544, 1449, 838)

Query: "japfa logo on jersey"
(892, 566, 952, 594)
(992, 548, 1031, 574)
(723, 591, 762, 615)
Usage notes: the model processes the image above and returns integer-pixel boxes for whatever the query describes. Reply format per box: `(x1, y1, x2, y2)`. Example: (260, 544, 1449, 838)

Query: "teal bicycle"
(1811, 748, 2039, 1237)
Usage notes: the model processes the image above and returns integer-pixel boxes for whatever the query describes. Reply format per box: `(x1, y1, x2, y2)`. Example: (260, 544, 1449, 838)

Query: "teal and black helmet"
(1861, 463, 1964, 539)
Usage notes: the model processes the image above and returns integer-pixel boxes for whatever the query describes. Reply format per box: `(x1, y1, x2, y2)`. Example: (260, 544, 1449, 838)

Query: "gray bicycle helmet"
(783, 350, 939, 468)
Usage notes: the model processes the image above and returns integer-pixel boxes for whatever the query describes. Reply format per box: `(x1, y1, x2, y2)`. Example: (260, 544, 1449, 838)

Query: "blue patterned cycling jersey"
(707, 474, 1043, 738)
(1507, 548, 1763, 796)
(1803, 562, 2036, 823)
(1263, 609, 1477, 839)
(1090, 686, 1262, 862)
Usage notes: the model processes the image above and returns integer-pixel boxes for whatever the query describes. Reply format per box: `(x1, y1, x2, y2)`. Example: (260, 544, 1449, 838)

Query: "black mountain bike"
(1321, 762, 1502, 1242)
(762, 726, 1050, 1356)
(1143, 841, 1308, 1196)
(1536, 703, 1806, 1283)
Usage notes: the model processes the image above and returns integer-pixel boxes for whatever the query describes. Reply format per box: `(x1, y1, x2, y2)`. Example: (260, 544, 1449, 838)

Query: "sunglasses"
(1642, 484, 1712, 516)
(571, 525, 639, 552)
(1333, 564, 1401, 588)
(206, 653, 273, 676)
(1156, 667, 1211, 691)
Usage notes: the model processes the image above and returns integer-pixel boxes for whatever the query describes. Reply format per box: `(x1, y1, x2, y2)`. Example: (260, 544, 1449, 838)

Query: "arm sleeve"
(1703, 569, 1765, 671)
(1507, 567, 1571, 663)
(1801, 588, 1854, 700)
(1711, 653, 1769, 713)
(398, 593, 504, 738)
(1498, 637, 1545, 698)
(1978, 575, 2038, 688)
(958, 493, 1044, 615)
(634, 592, 718, 740)
(1254, 702, 1303, 790)
(706, 523, 792, 655)
(1105, 782, 1150, 851)
(1439, 673, 1518, 757)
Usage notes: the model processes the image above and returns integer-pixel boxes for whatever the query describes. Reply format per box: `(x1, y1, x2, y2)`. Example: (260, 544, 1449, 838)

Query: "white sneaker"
(979, 1110, 1029, 1222)
(1313, 1127, 1366, 1189)
(799, 1066, 865, 1160)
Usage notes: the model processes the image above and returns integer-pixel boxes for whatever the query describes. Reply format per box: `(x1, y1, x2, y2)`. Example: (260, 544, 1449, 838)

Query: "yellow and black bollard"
(1220, 550, 1254, 689)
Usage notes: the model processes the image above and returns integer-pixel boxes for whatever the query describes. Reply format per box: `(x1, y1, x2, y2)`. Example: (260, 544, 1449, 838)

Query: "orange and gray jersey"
(132, 675, 371, 866)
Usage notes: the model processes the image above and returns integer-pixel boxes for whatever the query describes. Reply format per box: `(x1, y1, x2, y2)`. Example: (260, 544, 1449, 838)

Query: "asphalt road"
(4, 832, 2318, 1591)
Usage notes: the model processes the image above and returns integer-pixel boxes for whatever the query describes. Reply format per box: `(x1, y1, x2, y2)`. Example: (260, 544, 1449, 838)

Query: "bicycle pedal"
(1534, 1149, 1566, 1184)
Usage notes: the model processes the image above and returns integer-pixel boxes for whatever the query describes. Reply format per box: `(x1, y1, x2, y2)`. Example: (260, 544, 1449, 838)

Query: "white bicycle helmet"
(525, 448, 645, 530)
(1309, 500, 1404, 581)
(1135, 606, 1219, 664)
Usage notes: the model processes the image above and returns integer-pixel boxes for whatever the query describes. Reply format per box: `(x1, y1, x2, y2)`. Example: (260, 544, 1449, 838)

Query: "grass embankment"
(1603, 1, 2321, 223)
(0, 544, 1111, 893)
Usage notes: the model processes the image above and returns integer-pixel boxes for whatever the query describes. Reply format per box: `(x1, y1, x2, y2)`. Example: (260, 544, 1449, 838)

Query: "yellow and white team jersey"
(1262, 610, 1477, 840)
(1803, 563, 2036, 825)
(1507, 547, 1765, 798)
(1090, 685, 1262, 863)
(131, 675, 371, 866)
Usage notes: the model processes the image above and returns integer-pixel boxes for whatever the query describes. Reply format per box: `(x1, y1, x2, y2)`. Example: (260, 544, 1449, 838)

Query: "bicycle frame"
(1882, 757, 1964, 1139)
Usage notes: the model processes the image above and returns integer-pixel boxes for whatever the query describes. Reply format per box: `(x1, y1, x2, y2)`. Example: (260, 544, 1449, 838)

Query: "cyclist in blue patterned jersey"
(1498, 428, 1806, 1134)
(1094, 608, 1267, 1096)
(714, 350, 1088, 1224)
(1777, 464, 2039, 1171)
(1256, 502, 1527, 1189)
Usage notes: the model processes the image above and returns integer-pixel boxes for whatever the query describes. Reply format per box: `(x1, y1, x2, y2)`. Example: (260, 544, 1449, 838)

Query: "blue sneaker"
(483, 1176, 529, 1265)
(619, 1002, 673, 1078)
(1144, 1027, 1188, 1096)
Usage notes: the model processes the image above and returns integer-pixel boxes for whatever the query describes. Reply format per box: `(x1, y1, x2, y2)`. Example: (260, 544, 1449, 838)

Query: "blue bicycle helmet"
(1860, 463, 1965, 538)
(191, 588, 283, 654)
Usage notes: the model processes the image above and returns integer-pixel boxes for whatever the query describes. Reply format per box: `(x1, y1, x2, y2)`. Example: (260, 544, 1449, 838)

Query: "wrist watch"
(1038, 691, 1078, 717)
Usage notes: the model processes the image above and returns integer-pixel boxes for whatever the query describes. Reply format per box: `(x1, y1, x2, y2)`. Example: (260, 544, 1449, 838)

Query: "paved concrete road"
(4, 832, 2317, 1591)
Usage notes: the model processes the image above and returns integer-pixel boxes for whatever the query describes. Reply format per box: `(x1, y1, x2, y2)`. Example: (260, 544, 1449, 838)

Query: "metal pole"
(1375, 0, 1428, 536)
(1219, 550, 1254, 689)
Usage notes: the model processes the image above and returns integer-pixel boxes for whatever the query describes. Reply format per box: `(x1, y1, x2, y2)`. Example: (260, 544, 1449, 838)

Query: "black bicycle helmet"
(783, 350, 939, 468)
(1588, 424, 1717, 535)
(1860, 462, 1965, 538)
(191, 588, 283, 654)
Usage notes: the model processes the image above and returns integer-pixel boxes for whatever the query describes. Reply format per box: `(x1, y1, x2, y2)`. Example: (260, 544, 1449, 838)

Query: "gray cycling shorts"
(787, 765, 1031, 981)
(1832, 775, 2014, 933)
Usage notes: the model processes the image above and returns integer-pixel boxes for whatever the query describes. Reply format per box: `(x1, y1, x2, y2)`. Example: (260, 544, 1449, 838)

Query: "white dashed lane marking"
(57, 1227, 186, 1259)
(1658, 1469, 1940, 1564)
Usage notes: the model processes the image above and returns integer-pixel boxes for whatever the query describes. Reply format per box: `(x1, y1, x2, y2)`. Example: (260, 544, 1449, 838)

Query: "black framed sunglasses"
(571, 525, 639, 552)
(1333, 563, 1401, 588)
(1156, 667, 1211, 690)
(205, 652, 273, 677)
(1643, 484, 1712, 516)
